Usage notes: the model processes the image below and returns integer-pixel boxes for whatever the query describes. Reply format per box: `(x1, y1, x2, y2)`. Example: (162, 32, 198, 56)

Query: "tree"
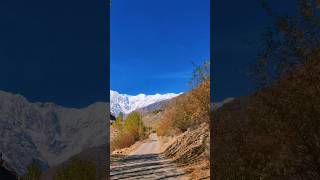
(157, 60, 210, 136)
(124, 112, 145, 141)
(189, 60, 210, 88)
(251, 0, 320, 87)
(114, 112, 124, 131)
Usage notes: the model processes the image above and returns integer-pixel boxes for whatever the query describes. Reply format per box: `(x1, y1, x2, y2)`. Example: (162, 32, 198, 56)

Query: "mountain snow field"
(110, 90, 182, 116)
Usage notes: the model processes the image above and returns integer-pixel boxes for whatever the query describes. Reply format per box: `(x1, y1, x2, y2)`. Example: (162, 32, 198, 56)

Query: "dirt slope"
(163, 123, 210, 179)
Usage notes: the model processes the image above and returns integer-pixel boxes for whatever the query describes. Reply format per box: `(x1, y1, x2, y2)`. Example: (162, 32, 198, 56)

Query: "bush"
(111, 131, 136, 150)
(23, 159, 42, 180)
(124, 112, 146, 141)
(111, 111, 147, 150)
(53, 159, 96, 180)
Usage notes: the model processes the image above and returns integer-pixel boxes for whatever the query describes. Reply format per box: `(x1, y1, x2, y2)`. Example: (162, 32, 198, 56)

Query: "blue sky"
(0, 0, 296, 106)
(212, 0, 294, 102)
(110, 0, 210, 95)
(0, 0, 107, 107)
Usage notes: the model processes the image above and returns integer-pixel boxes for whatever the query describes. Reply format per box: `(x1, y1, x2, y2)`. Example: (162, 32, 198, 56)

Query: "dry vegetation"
(111, 112, 147, 151)
(156, 79, 210, 136)
(213, 51, 320, 179)
(164, 123, 210, 179)
(156, 61, 210, 179)
(212, 1, 320, 178)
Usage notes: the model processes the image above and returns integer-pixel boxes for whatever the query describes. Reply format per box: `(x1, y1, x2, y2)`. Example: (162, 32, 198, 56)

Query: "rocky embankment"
(163, 123, 210, 179)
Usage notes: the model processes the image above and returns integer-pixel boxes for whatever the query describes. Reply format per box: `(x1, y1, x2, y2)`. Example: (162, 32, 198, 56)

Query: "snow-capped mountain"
(0, 90, 108, 175)
(110, 90, 182, 116)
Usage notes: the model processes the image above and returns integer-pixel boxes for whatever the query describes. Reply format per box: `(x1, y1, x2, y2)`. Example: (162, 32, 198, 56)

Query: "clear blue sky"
(0, 0, 295, 106)
(212, 0, 294, 102)
(110, 0, 210, 95)
(0, 0, 107, 107)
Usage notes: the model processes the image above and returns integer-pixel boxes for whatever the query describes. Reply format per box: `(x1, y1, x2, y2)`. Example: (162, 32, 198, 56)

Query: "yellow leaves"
(111, 112, 146, 150)
(157, 80, 210, 136)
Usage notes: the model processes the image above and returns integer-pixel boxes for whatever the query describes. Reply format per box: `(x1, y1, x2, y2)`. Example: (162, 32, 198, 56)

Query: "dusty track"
(110, 134, 189, 180)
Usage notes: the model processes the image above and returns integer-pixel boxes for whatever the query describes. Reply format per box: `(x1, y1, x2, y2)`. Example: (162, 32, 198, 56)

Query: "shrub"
(111, 131, 136, 150)
(23, 159, 42, 180)
(111, 111, 147, 150)
(53, 159, 96, 180)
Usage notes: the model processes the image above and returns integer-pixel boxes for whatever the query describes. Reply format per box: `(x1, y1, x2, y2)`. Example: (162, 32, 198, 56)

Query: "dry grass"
(111, 112, 147, 151)
(111, 131, 136, 151)
(157, 80, 210, 136)
(162, 123, 210, 180)
(212, 51, 320, 179)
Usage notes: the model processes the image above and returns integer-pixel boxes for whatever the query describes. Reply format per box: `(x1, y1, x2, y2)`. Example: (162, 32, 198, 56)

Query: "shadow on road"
(110, 153, 188, 180)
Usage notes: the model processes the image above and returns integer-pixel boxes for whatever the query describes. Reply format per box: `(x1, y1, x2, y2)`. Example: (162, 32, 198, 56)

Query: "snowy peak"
(110, 90, 182, 116)
(0, 90, 108, 175)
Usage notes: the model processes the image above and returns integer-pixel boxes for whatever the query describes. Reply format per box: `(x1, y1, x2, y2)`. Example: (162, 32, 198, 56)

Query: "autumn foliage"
(213, 51, 320, 179)
(157, 61, 210, 136)
(111, 112, 146, 150)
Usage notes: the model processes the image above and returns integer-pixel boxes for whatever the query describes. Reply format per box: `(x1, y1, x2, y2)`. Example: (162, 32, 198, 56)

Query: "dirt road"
(110, 133, 189, 180)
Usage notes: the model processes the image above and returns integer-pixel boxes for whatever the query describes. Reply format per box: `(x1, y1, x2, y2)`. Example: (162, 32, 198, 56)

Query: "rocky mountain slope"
(110, 90, 181, 116)
(134, 98, 171, 115)
(0, 91, 108, 175)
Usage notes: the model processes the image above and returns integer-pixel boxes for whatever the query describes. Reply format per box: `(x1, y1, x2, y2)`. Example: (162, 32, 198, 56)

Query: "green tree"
(114, 112, 124, 131)
(24, 159, 42, 180)
(124, 112, 146, 141)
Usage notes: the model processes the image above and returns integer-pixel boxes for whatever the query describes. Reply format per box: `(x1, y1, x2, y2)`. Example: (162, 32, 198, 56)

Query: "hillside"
(0, 91, 108, 175)
(212, 53, 320, 179)
(163, 123, 210, 179)
(137, 99, 173, 128)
